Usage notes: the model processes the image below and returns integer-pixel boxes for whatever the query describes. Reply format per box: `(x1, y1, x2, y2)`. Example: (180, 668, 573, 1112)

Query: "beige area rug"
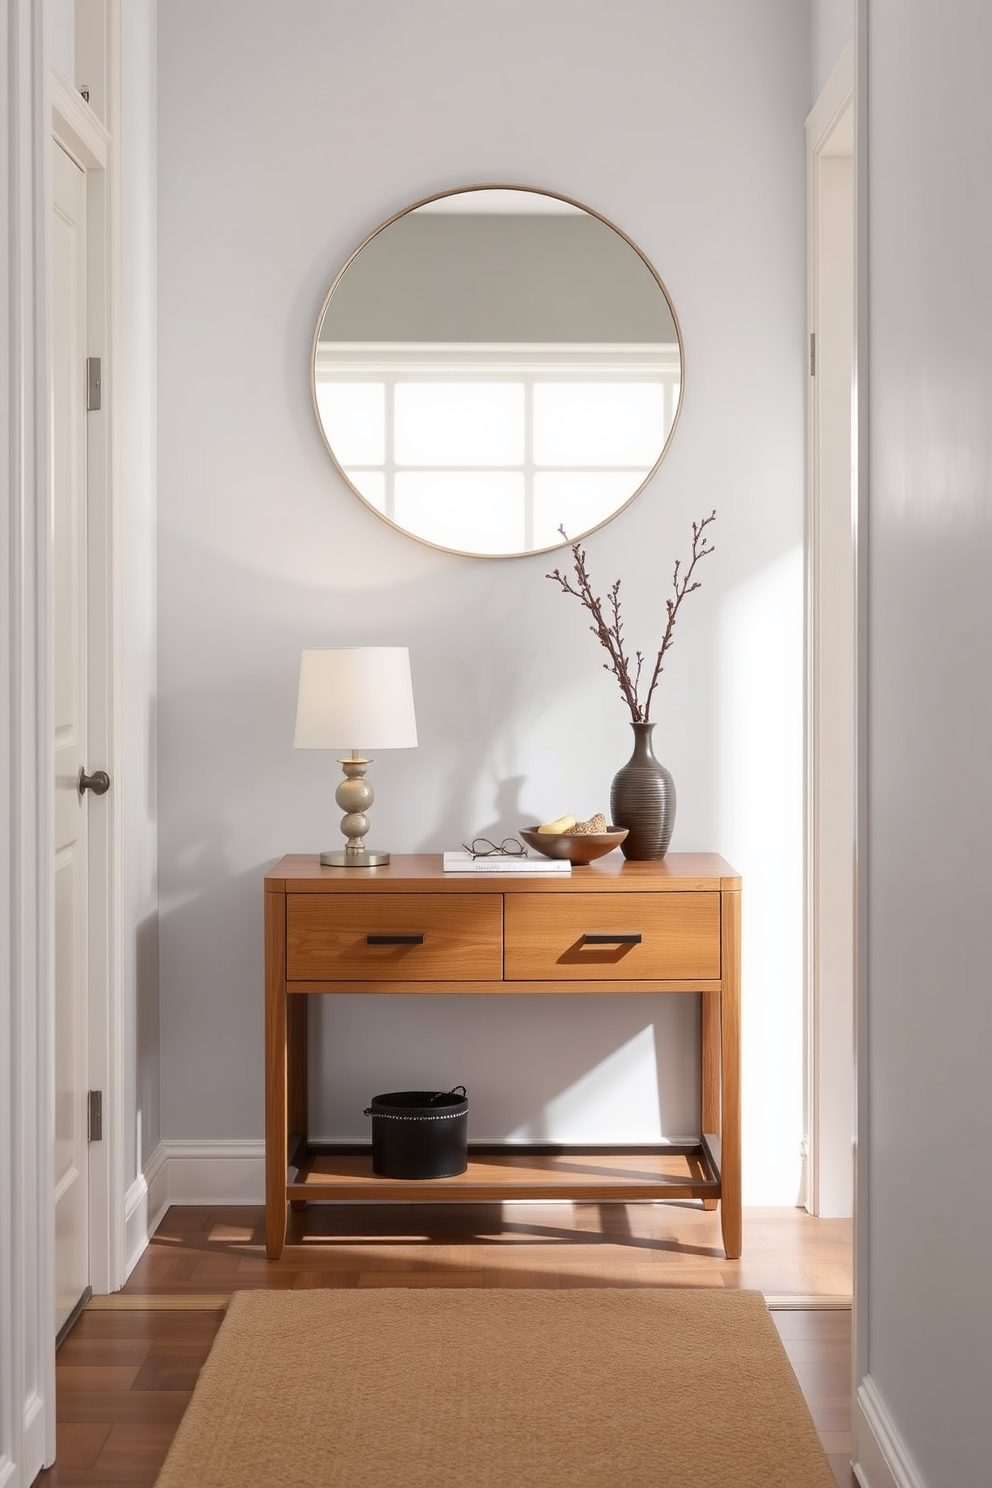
(155, 1289, 836, 1488)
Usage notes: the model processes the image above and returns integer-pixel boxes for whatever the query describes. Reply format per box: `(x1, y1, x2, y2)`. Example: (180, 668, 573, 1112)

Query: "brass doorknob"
(78, 768, 110, 796)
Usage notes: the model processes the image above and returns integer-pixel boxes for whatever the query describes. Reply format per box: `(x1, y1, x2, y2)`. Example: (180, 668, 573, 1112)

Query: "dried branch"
(546, 537, 641, 719)
(642, 509, 717, 720)
(546, 511, 717, 723)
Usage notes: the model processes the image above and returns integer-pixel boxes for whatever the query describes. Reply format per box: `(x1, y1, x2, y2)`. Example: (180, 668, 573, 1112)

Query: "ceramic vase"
(609, 720, 677, 860)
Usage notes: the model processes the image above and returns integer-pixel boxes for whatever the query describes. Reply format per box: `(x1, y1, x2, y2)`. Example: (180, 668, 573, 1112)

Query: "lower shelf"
(286, 1140, 722, 1204)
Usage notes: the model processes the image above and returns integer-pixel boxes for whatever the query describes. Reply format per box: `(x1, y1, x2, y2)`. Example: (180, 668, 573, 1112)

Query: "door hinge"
(809, 332, 816, 376)
(86, 356, 102, 411)
(88, 1090, 103, 1142)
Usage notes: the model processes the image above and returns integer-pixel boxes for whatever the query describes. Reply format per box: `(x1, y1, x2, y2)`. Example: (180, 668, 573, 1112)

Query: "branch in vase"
(546, 510, 717, 724)
(642, 510, 717, 720)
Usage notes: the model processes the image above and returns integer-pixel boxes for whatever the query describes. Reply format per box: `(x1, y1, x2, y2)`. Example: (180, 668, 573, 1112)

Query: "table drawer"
(504, 892, 720, 980)
(286, 893, 503, 981)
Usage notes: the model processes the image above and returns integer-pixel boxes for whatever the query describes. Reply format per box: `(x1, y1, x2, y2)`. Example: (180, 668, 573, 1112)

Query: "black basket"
(363, 1087, 468, 1179)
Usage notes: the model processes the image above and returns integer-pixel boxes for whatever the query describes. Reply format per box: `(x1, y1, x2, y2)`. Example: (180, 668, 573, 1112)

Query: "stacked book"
(441, 851, 571, 874)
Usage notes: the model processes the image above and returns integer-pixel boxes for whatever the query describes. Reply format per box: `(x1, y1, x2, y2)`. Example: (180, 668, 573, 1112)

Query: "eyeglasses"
(461, 836, 528, 859)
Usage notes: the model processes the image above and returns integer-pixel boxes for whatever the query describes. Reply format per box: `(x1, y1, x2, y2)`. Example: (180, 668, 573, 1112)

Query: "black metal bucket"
(363, 1087, 468, 1179)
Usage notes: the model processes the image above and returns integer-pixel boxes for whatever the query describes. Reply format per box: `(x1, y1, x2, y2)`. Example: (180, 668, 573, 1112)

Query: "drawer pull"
(581, 932, 642, 945)
(366, 933, 425, 946)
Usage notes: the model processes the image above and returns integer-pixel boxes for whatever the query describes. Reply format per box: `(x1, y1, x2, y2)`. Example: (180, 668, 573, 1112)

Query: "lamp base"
(320, 847, 390, 868)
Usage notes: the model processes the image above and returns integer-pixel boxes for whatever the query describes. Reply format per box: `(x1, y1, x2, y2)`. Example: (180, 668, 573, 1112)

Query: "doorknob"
(78, 767, 110, 796)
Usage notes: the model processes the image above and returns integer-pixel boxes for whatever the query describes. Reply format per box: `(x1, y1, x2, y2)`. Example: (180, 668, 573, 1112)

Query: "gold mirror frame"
(310, 184, 684, 558)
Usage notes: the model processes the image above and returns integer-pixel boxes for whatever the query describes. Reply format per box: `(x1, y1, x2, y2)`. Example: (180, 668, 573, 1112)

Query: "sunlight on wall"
(509, 1026, 664, 1143)
(719, 545, 805, 1205)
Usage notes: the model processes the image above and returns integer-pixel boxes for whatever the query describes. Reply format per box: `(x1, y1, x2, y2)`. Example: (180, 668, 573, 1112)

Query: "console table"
(264, 852, 741, 1260)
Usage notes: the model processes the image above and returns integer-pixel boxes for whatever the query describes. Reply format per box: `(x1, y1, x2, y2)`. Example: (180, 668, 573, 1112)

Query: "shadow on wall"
(155, 857, 271, 1139)
(310, 993, 701, 1143)
(410, 590, 550, 851)
(154, 527, 584, 858)
(431, 774, 530, 853)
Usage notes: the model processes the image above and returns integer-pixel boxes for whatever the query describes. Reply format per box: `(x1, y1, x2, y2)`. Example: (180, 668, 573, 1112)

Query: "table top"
(265, 852, 740, 894)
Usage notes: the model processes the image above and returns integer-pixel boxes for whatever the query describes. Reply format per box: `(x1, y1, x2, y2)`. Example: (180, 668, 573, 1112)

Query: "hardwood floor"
(35, 1202, 855, 1487)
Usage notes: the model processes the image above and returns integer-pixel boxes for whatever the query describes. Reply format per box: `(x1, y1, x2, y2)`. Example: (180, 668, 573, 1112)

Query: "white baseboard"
(123, 1140, 266, 1279)
(0, 1392, 49, 1488)
(22, 1391, 47, 1484)
(157, 1139, 265, 1204)
(124, 1166, 153, 1279)
(854, 1376, 928, 1488)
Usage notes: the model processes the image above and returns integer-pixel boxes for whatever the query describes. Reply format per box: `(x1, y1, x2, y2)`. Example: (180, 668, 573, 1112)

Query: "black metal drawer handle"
(581, 933, 642, 945)
(366, 933, 425, 946)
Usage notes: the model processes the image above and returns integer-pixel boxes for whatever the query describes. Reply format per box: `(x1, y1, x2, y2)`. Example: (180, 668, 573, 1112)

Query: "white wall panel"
(859, 2, 992, 1483)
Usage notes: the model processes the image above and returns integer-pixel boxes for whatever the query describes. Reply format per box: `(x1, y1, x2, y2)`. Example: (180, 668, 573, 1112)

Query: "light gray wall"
(48, 0, 73, 76)
(861, 2, 992, 1483)
(156, 0, 810, 1202)
(811, 0, 853, 99)
(119, 0, 159, 1175)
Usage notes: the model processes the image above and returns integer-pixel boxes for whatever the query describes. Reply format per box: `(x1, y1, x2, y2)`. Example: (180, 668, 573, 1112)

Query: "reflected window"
(316, 344, 680, 553)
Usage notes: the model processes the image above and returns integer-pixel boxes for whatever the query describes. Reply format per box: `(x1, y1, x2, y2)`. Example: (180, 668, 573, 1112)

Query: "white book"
(442, 851, 571, 874)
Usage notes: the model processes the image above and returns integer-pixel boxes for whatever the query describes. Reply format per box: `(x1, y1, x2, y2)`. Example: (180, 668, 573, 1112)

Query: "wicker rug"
(155, 1288, 837, 1488)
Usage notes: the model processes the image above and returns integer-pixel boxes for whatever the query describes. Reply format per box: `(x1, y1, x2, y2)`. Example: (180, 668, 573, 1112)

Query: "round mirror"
(311, 185, 683, 558)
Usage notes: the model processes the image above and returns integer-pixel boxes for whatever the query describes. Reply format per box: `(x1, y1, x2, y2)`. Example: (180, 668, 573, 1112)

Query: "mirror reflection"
(311, 186, 683, 558)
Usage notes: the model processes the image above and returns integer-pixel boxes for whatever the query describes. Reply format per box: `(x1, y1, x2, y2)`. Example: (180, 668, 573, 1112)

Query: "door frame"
(2, 3, 57, 1475)
(52, 54, 125, 1298)
(805, 42, 856, 1219)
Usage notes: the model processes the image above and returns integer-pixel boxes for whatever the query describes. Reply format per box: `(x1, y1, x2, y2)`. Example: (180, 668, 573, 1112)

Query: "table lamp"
(294, 646, 418, 866)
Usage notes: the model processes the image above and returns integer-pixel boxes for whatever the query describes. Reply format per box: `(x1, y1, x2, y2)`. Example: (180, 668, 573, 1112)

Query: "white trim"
(2, 2, 56, 1478)
(48, 67, 111, 167)
(123, 1169, 154, 1281)
(852, 0, 872, 1409)
(854, 1378, 928, 1488)
(804, 40, 855, 1224)
(50, 3, 126, 1304)
(807, 40, 856, 150)
(158, 1141, 266, 1204)
(315, 341, 681, 377)
(19, 1399, 44, 1487)
(123, 1143, 267, 1268)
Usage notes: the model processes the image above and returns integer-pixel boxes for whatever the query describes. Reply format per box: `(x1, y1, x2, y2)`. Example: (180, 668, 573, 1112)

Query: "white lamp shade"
(294, 647, 418, 750)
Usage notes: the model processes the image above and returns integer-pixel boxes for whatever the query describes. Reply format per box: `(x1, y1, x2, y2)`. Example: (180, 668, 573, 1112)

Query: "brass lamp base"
(320, 752, 392, 867)
(320, 847, 390, 868)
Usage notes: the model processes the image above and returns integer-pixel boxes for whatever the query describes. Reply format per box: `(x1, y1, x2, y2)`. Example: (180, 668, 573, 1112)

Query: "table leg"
(719, 888, 742, 1260)
(265, 889, 288, 1260)
(700, 989, 720, 1211)
(287, 993, 309, 1214)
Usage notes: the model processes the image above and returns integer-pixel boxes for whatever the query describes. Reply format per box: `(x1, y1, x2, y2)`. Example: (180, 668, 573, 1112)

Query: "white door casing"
(0, 19, 122, 1483)
(51, 52, 124, 1309)
(51, 138, 92, 1335)
(3, 3, 57, 1477)
(806, 45, 856, 1220)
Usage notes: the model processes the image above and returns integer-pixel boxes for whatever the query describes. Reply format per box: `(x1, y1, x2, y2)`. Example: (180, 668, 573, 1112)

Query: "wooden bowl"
(519, 826, 629, 865)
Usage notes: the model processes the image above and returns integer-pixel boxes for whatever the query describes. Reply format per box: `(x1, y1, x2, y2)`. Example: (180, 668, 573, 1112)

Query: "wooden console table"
(264, 852, 741, 1260)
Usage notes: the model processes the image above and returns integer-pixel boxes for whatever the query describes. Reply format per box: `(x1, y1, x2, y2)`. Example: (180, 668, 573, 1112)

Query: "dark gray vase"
(609, 721, 677, 860)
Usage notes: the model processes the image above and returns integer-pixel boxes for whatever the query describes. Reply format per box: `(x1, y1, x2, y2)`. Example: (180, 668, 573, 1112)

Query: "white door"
(52, 139, 99, 1334)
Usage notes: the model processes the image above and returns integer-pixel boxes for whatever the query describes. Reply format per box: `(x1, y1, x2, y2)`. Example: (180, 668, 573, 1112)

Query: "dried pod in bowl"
(570, 813, 609, 835)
